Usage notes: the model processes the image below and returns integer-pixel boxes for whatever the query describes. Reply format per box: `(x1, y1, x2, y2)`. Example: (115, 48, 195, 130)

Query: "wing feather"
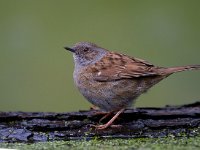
(90, 52, 161, 81)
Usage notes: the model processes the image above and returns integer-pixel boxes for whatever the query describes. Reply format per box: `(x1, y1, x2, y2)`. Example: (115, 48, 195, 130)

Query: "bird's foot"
(91, 108, 125, 130)
(95, 124, 123, 130)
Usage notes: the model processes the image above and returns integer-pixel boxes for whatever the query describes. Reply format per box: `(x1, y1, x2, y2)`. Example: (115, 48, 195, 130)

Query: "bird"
(64, 42, 200, 130)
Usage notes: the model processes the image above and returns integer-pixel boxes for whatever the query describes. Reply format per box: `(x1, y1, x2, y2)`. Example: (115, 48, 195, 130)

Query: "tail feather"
(161, 65, 200, 75)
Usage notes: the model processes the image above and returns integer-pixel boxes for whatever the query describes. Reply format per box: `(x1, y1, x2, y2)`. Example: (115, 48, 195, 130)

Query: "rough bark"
(0, 102, 199, 143)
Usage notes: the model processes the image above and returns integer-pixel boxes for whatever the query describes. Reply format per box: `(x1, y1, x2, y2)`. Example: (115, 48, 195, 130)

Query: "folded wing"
(90, 52, 163, 81)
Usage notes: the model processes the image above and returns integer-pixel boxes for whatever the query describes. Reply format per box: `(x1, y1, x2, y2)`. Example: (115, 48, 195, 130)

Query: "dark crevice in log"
(0, 102, 199, 143)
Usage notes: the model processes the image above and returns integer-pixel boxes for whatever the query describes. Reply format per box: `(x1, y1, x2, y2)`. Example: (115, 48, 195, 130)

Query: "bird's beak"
(64, 46, 75, 53)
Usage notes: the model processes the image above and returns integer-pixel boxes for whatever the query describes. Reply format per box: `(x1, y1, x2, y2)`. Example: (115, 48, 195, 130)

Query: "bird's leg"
(92, 110, 113, 123)
(99, 111, 113, 123)
(96, 108, 125, 130)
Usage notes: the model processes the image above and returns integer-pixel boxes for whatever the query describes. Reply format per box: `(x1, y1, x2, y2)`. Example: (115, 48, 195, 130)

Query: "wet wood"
(0, 102, 199, 142)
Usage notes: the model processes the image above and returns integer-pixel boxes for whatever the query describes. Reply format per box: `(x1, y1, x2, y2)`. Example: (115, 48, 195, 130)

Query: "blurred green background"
(0, 0, 199, 112)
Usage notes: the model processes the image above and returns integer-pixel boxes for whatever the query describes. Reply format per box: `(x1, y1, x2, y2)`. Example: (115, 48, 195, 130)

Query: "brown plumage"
(65, 42, 200, 129)
(90, 52, 200, 81)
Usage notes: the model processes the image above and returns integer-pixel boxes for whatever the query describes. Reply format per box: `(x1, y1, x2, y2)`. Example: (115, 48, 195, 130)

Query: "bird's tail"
(160, 65, 200, 75)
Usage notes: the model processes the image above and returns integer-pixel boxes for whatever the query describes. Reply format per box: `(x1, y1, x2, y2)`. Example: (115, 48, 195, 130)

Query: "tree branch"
(0, 102, 199, 142)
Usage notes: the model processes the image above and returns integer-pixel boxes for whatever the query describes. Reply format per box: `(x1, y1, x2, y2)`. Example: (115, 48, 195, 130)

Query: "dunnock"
(65, 42, 200, 129)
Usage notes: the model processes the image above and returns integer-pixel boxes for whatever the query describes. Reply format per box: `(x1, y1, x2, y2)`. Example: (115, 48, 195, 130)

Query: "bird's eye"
(83, 47, 89, 52)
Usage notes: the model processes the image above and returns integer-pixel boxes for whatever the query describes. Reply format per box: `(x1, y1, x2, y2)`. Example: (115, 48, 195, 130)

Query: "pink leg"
(96, 108, 125, 130)
(99, 111, 113, 123)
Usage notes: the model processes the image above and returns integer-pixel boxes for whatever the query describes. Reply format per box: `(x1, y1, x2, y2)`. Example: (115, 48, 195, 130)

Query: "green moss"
(1, 136, 200, 150)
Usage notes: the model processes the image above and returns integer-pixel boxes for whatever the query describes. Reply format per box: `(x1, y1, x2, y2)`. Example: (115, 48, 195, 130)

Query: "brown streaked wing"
(91, 52, 161, 81)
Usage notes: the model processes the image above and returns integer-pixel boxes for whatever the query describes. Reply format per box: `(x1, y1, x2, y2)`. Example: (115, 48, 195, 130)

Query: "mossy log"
(0, 102, 200, 142)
